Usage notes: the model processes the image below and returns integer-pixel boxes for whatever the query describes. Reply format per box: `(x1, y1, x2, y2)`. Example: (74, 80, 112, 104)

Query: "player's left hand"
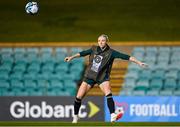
(139, 62, 149, 68)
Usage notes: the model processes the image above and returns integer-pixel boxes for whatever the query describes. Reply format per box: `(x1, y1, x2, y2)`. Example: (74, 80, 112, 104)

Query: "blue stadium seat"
(27, 62, 41, 73)
(165, 70, 178, 79)
(10, 79, 24, 90)
(139, 69, 151, 80)
(146, 47, 158, 54)
(13, 63, 26, 73)
(159, 90, 173, 96)
(164, 78, 177, 90)
(28, 89, 44, 96)
(149, 79, 163, 90)
(41, 62, 54, 73)
(173, 90, 180, 96)
(0, 71, 9, 80)
(151, 70, 165, 79)
(49, 73, 62, 81)
(0, 63, 12, 73)
(0, 48, 13, 54)
(55, 47, 68, 55)
(132, 47, 145, 54)
(23, 72, 37, 80)
(123, 77, 136, 89)
(55, 63, 69, 73)
(119, 90, 133, 96)
(9, 72, 23, 80)
(132, 90, 146, 96)
(24, 79, 37, 91)
(49, 79, 64, 90)
(40, 47, 53, 53)
(146, 89, 159, 96)
(1, 90, 15, 96)
(15, 90, 29, 96)
(135, 79, 149, 91)
(0, 80, 10, 90)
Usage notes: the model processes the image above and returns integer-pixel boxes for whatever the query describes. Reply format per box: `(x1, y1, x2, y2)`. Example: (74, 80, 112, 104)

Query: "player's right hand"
(64, 57, 72, 62)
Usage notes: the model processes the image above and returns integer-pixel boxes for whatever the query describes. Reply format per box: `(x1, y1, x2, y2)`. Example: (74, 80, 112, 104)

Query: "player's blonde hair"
(98, 34, 109, 42)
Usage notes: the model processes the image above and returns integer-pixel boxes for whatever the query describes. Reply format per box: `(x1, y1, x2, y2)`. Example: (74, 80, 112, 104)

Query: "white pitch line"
(0, 126, 180, 127)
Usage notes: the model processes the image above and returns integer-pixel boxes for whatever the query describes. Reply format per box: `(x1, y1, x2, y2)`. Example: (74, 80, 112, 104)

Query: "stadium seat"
(13, 63, 26, 73)
(40, 47, 53, 54)
(128, 63, 141, 72)
(0, 63, 12, 73)
(146, 89, 159, 96)
(0, 48, 13, 54)
(165, 70, 178, 79)
(10, 79, 24, 90)
(0, 80, 10, 90)
(164, 78, 177, 90)
(28, 89, 44, 96)
(36, 79, 50, 89)
(46, 90, 57, 96)
(70, 47, 82, 55)
(139, 69, 151, 80)
(123, 77, 136, 89)
(151, 70, 165, 79)
(15, 90, 29, 96)
(49, 79, 64, 90)
(119, 90, 133, 96)
(132, 90, 146, 96)
(37, 73, 49, 80)
(146, 47, 158, 54)
(159, 90, 173, 96)
(40, 52, 54, 63)
(1, 90, 15, 96)
(23, 72, 37, 80)
(125, 70, 138, 80)
(26, 48, 39, 54)
(49, 73, 62, 81)
(1, 55, 14, 63)
(132, 47, 145, 54)
(63, 80, 77, 95)
(56, 91, 71, 96)
(41, 62, 54, 73)
(149, 78, 163, 90)
(173, 90, 180, 96)
(27, 62, 41, 73)
(9, 72, 23, 80)
(0, 71, 9, 80)
(24, 79, 37, 90)
(135, 79, 149, 90)
(55, 63, 69, 73)
(159, 47, 170, 53)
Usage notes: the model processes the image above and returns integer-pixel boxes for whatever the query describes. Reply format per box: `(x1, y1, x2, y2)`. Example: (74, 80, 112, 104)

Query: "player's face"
(98, 36, 107, 49)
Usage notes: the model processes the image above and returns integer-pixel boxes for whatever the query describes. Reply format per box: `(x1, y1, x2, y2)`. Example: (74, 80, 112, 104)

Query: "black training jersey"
(79, 45, 130, 82)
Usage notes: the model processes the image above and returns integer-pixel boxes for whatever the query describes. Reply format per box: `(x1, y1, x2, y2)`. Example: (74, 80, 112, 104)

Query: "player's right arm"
(64, 48, 92, 62)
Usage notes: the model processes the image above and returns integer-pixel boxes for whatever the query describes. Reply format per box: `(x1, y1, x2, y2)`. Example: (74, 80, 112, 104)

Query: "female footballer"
(64, 34, 148, 123)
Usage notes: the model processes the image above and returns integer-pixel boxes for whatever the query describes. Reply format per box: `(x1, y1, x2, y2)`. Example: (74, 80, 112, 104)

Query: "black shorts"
(83, 77, 110, 87)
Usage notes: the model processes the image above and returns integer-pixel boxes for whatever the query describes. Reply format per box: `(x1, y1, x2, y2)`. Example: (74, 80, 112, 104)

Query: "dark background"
(0, 0, 180, 42)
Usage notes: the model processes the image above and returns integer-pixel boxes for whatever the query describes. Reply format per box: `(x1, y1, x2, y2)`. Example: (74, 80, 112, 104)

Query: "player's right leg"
(72, 81, 92, 123)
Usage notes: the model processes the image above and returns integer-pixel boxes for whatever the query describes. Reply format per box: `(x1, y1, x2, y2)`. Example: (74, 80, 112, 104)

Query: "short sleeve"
(79, 48, 92, 57)
(112, 50, 130, 60)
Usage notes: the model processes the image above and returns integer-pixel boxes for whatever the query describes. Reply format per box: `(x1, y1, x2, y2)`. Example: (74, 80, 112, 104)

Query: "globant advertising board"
(0, 96, 104, 121)
(105, 96, 180, 122)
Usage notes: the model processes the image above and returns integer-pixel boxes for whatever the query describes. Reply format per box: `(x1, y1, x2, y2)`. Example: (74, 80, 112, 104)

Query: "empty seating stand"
(0, 47, 85, 96)
(121, 46, 180, 96)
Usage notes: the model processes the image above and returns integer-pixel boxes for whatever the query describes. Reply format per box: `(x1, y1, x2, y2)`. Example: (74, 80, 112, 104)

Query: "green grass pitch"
(0, 122, 180, 126)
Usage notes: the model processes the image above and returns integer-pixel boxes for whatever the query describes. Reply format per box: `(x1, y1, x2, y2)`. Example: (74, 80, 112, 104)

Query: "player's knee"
(75, 97, 82, 103)
(106, 93, 113, 99)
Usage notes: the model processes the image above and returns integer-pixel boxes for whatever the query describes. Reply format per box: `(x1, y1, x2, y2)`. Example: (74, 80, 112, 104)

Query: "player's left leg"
(99, 81, 124, 122)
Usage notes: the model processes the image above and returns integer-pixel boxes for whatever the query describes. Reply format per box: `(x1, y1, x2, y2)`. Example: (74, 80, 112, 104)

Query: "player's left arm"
(129, 56, 148, 68)
(113, 50, 148, 68)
